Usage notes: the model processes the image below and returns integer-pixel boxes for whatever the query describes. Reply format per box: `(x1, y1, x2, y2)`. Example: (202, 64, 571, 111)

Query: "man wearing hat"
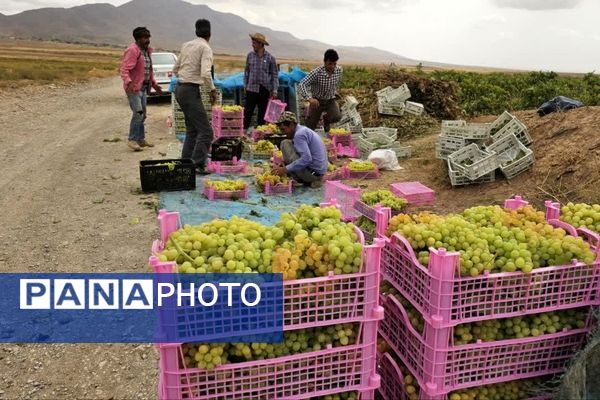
(120, 26, 163, 151)
(272, 111, 327, 188)
(243, 32, 279, 130)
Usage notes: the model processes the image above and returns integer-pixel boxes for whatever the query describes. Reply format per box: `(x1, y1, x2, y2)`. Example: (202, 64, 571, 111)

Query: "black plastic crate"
(139, 159, 196, 193)
(265, 134, 288, 150)
(210, 138, 243, 161)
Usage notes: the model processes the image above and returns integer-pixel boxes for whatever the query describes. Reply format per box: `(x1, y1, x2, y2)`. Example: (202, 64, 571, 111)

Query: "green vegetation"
(341, 66, 600, 116)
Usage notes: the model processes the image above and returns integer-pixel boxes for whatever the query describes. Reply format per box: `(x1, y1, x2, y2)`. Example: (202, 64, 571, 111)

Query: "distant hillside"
(0, 0, 420, 64)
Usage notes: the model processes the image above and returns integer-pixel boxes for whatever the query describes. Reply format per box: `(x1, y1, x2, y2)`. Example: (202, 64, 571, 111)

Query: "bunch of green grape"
(360, 189, 407, 213)
(386, 205, 596, 277)
(204, 179, 246, 192)
(382, 285, 588, 344)
(255, 140, 277, 152)
(356, 216, 376, 236)
(561, 202, 600, 232)
(183, 323, 358, 370)
(311, 391, 357, 400)
(255, 171, 289, 192)
(347, 161, 376, 171)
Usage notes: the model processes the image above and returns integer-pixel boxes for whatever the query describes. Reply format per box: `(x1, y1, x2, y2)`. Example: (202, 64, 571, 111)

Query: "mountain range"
(0, 0, 420, 65)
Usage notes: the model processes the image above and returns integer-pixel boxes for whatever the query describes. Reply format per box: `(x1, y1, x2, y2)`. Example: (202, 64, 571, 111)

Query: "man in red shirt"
(120, 27, 163, 151)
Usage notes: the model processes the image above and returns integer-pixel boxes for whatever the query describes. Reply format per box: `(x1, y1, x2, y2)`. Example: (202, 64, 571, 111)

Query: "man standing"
(297, 49, 342, 133)
(272, 111, 327, 188)
(243, 33, 279, 130)
(173, 19, 218, 174)
(120, 27, 163, 151)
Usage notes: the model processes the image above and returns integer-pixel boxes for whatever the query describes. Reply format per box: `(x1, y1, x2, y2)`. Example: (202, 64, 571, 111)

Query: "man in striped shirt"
(298, 49, 343, 133)
(244, 33, 278, 130)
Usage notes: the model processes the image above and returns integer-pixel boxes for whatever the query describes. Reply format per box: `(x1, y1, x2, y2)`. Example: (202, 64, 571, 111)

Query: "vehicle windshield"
(151, 53, 176, 65)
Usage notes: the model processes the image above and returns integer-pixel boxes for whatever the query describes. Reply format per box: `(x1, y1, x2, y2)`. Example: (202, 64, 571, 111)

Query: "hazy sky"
(2, 0, 600, 72)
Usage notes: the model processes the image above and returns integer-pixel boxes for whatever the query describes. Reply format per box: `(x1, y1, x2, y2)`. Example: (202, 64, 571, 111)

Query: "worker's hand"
(210, 89, 219, 105)
(272, 166, 287, 177)
(126, 82, 136, 93)
(308, 98, 320, 108)
(271, 91, 278, 99)
(153, 84, 163, 96)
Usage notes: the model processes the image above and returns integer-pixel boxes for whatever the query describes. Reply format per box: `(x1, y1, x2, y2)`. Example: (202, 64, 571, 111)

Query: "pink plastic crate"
(202, 182, 249, 200)
(379, 293, 592, 397)
(206, 158, 248, 174)
(337, 143, 361, 158)
(346, 164, 380, 180)
(264, 99, 287, 123)
(152, 210, 384, 331)
(322, 180, 361, 222)
(157, 325, 380, 400)
(263, 180, 293, 196)
(212, 125, 244, 141)
(212, 106, 243, 119)
(330, 133, 353, 147)
(377, 352, 417, 400)
(377, 351, 555, 400)
(150, 210, 385, 399)
(323, 168, 347, 181)
(390, 182, 435, 206)
(271, 150, 284, 166)
(381, 229, 600, 329)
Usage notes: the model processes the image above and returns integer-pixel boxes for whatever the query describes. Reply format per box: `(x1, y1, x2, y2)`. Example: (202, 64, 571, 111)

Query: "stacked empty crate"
(171, 88, 222, 136)
(438, 111, 534, 186)
(150, 210, 385, 399)
(377, 84, 425, 117)
(357, 127, 412, 159)
(376, 197, 600, 400)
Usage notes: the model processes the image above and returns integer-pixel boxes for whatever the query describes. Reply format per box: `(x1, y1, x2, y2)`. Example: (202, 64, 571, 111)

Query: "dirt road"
(0, 77, 172, 399)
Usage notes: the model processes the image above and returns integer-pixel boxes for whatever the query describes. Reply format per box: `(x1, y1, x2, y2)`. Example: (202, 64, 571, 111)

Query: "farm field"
(0, 39, 599, 398)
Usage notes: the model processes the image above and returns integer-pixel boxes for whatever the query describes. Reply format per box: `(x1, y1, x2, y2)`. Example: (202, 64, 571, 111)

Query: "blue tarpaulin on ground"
(159, 174, 323, 226)
(169, 67, 307, 95)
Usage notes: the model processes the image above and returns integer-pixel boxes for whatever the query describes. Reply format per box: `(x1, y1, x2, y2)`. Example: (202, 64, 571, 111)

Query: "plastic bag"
(367, 149, 402, 171)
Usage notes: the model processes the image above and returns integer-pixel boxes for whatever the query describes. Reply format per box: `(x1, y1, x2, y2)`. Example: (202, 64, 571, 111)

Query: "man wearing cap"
(272, 111, 327, 188)
(120, 26, 163, 151)
(298, 49, 342, 133)
(173, 19, 219, 174)
(243, 33, 279, 130)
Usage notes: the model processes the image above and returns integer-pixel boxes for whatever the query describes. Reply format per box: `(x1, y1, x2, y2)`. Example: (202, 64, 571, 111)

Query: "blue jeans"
(127, 86, 147, 141)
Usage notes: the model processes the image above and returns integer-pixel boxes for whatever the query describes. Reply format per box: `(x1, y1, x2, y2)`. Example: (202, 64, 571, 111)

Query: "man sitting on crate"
(297, 49, 342, 133)
(272, 112, 327, 188)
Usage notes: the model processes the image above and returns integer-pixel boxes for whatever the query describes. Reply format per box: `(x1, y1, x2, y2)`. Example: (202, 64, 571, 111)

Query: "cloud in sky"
(491, 0, 584, 11)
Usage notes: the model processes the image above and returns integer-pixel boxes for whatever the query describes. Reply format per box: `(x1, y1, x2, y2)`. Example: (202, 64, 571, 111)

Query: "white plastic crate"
(362, 127, 398, 141)
(492, 117, 533, 146)
(447, 159, 495, 186)
(340, 107, 362, 126)
(486, 133, 535, 179)
(448, 143, 499, 181)
(435, 134, 467, 160)
(441, 120, 467, 128)
(341, 95, 359, 114)
(489, 110, 515, 135)
(377, 84, 411, 103)
(378, 101, 405, 116)
(441, 123, 491, 140)
(390, 145, 412, 159)
(404, 101, 424, 116)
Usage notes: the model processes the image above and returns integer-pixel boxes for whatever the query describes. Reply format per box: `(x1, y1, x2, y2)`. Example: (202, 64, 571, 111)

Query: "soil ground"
(0, 76, 597, 399)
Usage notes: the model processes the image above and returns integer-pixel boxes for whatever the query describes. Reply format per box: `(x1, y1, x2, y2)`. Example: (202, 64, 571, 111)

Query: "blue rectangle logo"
(1, 273, 283, 343)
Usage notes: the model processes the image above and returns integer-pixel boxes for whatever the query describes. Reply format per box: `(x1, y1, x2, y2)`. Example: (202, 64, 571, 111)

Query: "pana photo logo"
(19, 278, 262, 310)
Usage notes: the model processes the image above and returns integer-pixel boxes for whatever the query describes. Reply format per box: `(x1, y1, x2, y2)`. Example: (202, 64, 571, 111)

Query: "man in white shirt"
(173, 19, 219, 174)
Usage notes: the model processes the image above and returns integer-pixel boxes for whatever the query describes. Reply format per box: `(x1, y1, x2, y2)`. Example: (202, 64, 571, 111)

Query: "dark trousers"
(305, 98, 341, 132)
(244, 85, 270, 129)
(175, 83, 213, 168)
(281, 139, 321, 184)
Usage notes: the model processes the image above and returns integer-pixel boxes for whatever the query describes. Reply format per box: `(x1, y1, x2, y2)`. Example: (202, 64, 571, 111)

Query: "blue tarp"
(537, 96, 584, 116)
(159, 174, 323, 226)
(169, 67, 307, 95)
